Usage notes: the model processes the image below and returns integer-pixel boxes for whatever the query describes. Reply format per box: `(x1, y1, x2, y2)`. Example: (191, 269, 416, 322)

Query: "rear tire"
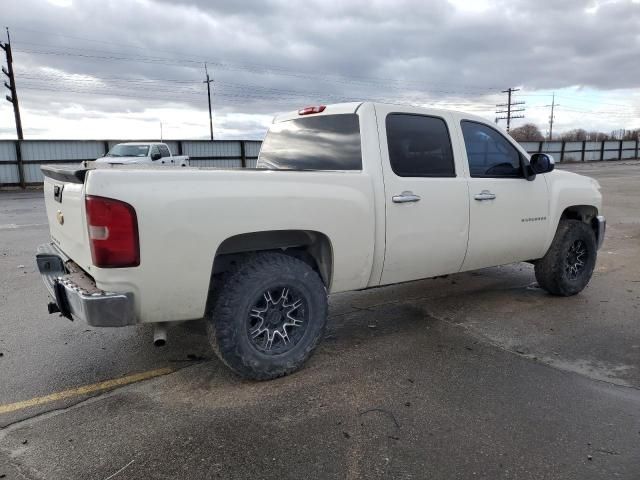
(534, 220, 597, 296)
(207, 252, 328, 380)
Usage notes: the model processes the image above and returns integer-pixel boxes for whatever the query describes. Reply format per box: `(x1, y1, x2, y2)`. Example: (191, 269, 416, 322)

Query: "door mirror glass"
(529, 153, 555, 174)
(151, 152, 161, 161)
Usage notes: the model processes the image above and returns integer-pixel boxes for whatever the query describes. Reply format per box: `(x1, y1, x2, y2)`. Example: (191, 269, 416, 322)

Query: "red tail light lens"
(298, 105, 326, 115)
(85, 195, 140, 268)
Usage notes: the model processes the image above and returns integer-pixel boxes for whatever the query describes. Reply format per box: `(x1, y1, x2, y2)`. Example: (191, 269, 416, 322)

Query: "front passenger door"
(460, 120, 549, 271)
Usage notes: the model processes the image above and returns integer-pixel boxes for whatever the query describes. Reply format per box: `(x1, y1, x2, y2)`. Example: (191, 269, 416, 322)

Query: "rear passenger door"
(376, 105, 470, 285)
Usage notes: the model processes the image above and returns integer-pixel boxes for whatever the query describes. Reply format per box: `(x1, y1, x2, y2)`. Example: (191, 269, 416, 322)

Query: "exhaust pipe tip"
(153, 324, 168, 347)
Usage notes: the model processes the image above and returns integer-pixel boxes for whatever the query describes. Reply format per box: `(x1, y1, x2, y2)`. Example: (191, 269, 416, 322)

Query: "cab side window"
(150, 145, 160, 159)
(159, 145, 171, 158)
(461, 121, 523, 178)
(386, 114, 455, 177)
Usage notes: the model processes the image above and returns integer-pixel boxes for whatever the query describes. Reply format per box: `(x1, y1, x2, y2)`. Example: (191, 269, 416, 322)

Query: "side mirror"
(529, 153, 555, 174)
(151, 152, 161, 161)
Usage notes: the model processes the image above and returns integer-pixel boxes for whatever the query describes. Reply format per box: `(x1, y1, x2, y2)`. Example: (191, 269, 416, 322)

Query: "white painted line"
(0, 223, 47, 230)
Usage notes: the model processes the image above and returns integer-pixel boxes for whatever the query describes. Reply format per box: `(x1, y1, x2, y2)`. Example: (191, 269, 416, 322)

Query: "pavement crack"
(0, 392, 113, 433)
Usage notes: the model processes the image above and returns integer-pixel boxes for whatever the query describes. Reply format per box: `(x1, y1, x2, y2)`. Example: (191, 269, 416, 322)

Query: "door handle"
(474, 190, 496, 201)
(392, 191, 421, 203)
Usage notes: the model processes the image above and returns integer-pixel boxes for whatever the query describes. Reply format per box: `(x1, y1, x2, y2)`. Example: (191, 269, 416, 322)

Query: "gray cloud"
(1, 0, 639, 139)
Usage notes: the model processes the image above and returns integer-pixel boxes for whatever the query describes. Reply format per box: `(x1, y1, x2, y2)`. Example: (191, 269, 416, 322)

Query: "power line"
(526, 104, 636, 117)
(15, 70, 497, 105)
(9, 28, 502, 93)
(14, 66, 504, 109)
(553, 94, 632, 108)
(11, 46, 500, 96)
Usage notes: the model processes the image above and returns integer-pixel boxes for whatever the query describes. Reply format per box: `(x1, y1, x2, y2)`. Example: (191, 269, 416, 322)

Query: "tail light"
(298, 105, 326, 115)
(85, 195, 140, 268)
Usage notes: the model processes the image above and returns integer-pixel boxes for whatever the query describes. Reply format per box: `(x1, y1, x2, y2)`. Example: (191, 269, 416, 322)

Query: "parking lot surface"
(1, 161, 639, 479)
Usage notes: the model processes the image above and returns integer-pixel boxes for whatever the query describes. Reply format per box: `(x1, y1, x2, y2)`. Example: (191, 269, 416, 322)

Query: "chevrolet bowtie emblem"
(56, 210, 64, 225)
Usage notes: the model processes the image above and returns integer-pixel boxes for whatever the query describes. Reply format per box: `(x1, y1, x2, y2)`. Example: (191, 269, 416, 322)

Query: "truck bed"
(41, 164, 380, 323)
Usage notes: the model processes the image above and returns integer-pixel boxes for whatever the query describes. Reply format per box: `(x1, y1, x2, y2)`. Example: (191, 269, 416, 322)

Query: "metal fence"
(0, 139, 262, 188)
(1, 138, 639, 188)
(520, 140, 640, 162)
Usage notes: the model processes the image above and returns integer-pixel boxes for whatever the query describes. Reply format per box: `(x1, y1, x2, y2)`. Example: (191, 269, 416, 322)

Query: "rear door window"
(258, 114, 362, 170)
(386, 114, 455, 177)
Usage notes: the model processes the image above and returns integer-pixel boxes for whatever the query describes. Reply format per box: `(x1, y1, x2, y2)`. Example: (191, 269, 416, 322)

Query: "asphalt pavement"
(1, 160, 639, 479)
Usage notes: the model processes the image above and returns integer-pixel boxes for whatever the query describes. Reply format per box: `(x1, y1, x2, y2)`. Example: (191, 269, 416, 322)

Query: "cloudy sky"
(1, 0, 639, 140)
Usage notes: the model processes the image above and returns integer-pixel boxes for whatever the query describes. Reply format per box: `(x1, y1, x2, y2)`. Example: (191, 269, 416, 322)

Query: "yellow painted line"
(0, 367, 175, 415)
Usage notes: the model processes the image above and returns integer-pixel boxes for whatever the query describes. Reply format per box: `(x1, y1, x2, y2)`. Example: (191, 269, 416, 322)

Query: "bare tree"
(560, 129, 588, 141)
(561, 129, 637, 142)
(509, 123, 544, 141)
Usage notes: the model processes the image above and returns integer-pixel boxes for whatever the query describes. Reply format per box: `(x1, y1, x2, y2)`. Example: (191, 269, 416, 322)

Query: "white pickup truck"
(36, 102, 605, 380)
(95, 142, 189, 166)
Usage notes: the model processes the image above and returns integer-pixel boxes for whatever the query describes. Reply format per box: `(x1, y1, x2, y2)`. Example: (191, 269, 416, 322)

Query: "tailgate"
(42, 165, 93, 272)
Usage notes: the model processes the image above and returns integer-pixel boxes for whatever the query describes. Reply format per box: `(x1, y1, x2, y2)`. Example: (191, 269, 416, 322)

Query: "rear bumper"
(36, 243, 136, 327)
(595, 215, 606, 250)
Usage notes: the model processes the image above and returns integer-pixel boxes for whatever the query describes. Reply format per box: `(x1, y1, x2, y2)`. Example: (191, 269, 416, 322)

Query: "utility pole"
(1, 28, 23, 139)
(203, 63, 213, 141)
(544, 93, 559, 140)
(495, 87, 525, 132)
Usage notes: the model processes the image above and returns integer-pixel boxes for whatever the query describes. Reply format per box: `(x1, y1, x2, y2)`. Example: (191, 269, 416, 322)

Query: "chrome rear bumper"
(36, 243, 136, 327)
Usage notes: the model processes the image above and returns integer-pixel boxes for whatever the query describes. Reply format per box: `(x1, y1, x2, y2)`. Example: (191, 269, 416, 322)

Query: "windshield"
(257, 114, 362, 170)
(106, 144, 150, 157)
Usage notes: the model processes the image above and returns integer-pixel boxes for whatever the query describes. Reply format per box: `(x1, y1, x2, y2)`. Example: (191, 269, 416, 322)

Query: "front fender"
(542, 170, 602, 253)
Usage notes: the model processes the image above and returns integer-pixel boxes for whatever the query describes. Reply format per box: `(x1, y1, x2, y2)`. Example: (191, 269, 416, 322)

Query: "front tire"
(535, 220, 597, 296)
(207, 252, 328, 380)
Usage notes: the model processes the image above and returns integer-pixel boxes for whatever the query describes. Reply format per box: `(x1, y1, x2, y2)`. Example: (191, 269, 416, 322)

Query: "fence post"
(559, 141, 566, 163)
(103, 141, 109, 156)
(15, 140, 25, 189)
(176, 140, 183, 156)
(618, 140, 623, 160)
(600, 141, 605, 161)
(636, 139, 639, 160)
(240, 141, 246, 168)
(581, 140, 586, 162)
(538, 141, 543, 153)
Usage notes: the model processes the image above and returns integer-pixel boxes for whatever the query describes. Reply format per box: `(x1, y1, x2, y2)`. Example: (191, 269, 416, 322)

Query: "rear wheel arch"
(209, 230, 334, 291)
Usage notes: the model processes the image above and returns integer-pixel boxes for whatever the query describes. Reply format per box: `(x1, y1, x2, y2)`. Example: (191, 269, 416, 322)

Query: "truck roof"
(274, 101, 490, 126)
